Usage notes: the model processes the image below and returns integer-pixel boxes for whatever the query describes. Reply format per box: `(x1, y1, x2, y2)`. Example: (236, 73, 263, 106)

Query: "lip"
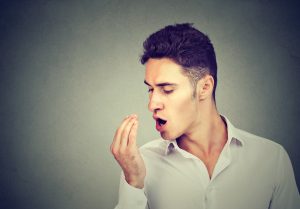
(153, 115, 167, 132)
(152, 115, 167, 121)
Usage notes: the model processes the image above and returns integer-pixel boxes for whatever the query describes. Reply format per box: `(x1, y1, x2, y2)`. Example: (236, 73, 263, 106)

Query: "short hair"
(140, 23, 217, 100)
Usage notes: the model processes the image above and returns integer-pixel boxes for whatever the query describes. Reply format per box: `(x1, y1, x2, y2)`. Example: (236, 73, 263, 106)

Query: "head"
(141, 23, 217, 140)
(141, 23, 217, 100)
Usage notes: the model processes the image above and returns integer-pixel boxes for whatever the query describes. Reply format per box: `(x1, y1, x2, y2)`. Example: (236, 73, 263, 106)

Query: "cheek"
(170, 93, 197, 123)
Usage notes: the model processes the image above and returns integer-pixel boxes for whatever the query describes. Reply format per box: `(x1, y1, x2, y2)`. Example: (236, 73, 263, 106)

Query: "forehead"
(145, 58, 188, 84)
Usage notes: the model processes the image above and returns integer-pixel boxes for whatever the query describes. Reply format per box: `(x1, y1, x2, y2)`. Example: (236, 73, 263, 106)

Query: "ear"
(196, 75, 214, 101)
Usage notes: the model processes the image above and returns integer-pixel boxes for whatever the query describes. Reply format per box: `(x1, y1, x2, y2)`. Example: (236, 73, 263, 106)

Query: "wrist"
(125, 175, 145, 189)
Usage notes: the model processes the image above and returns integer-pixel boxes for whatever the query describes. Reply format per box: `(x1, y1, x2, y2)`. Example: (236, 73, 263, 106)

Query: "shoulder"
(234, 128, 294, 185)
(235, 128, 285, 159)
(224, 115, 284, 157)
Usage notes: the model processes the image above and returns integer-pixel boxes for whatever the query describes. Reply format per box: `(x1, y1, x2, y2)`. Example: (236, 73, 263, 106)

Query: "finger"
(111, 115, 132, 153)
(117, 115, 137, 145)
(128, 119, 138, 147)
(120, 117, 137, 151)
(112, 114, 136, 150)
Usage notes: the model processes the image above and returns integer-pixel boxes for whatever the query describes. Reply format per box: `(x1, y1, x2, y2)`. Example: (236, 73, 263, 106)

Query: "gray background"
(0, 0, 299, 209)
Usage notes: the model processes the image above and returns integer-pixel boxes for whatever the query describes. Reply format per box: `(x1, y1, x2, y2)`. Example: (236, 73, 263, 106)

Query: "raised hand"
(110, 114, 146, 189)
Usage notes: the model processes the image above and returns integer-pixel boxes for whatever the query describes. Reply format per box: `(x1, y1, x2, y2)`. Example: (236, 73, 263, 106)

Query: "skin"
(110, 114, 146, 188)
(110, 58, 228, 188)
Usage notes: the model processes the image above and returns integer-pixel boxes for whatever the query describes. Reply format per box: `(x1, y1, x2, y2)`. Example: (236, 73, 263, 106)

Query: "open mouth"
(154, 116, 168, 132)
(157, 118, 167, 126)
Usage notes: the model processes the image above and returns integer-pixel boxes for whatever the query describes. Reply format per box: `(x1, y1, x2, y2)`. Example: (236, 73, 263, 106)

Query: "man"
(110, 23, 299, 209)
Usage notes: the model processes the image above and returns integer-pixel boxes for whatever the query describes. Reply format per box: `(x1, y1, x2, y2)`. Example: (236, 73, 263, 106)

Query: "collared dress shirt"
(114, 117, 299, 209)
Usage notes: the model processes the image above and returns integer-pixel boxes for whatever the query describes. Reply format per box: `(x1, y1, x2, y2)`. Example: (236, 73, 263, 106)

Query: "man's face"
(144, 58, 201, 140)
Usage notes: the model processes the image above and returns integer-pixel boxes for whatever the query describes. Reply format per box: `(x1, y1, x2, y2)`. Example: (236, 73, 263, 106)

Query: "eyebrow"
(144, 80, 177, 87)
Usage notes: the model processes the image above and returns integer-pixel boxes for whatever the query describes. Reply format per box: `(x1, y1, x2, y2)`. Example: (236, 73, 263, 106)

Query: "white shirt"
(114, 117, 299, 209)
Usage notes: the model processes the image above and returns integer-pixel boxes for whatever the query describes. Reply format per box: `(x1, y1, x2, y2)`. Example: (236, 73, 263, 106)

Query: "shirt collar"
(164, 115, 244, 156)
(222, 115, 244, 146)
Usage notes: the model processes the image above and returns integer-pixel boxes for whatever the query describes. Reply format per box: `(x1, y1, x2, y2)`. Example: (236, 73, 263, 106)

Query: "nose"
(148, 91, 163, 112)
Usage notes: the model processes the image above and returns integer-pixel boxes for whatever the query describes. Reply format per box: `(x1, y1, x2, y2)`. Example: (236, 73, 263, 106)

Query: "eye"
(148, 88, 154, 93)
(163, 89, 174, 94)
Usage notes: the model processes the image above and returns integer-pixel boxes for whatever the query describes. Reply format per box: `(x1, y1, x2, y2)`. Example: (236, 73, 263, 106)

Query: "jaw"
(160, 125, 182, 141)
(160, 131, 175, 141)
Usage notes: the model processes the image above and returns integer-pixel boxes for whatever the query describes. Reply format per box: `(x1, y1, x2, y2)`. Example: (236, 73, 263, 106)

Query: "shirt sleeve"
(269, 146, 300, 209)
(114, 171, 149, 209)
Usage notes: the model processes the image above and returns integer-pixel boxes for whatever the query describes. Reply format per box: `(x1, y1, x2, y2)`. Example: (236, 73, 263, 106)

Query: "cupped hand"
(110, 114, 146, 189)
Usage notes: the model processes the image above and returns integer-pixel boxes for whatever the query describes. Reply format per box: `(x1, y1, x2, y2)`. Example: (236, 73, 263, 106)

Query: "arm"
(111, 114, 148, 209)
(269, 146, 300, 209)
(114, 172, 149, 209)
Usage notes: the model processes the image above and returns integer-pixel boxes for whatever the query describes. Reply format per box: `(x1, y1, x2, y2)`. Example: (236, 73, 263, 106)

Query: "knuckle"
(111, 147, 119, 156)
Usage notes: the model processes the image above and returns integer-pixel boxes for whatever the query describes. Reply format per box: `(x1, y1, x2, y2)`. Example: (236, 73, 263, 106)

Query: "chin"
(160, 131, 178, 141)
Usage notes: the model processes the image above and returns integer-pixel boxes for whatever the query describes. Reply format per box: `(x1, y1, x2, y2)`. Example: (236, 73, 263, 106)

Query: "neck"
(177, 101, 228, 156)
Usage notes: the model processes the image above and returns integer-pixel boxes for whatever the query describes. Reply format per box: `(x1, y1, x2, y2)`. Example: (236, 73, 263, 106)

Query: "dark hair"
(140, 23, 217, 100)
